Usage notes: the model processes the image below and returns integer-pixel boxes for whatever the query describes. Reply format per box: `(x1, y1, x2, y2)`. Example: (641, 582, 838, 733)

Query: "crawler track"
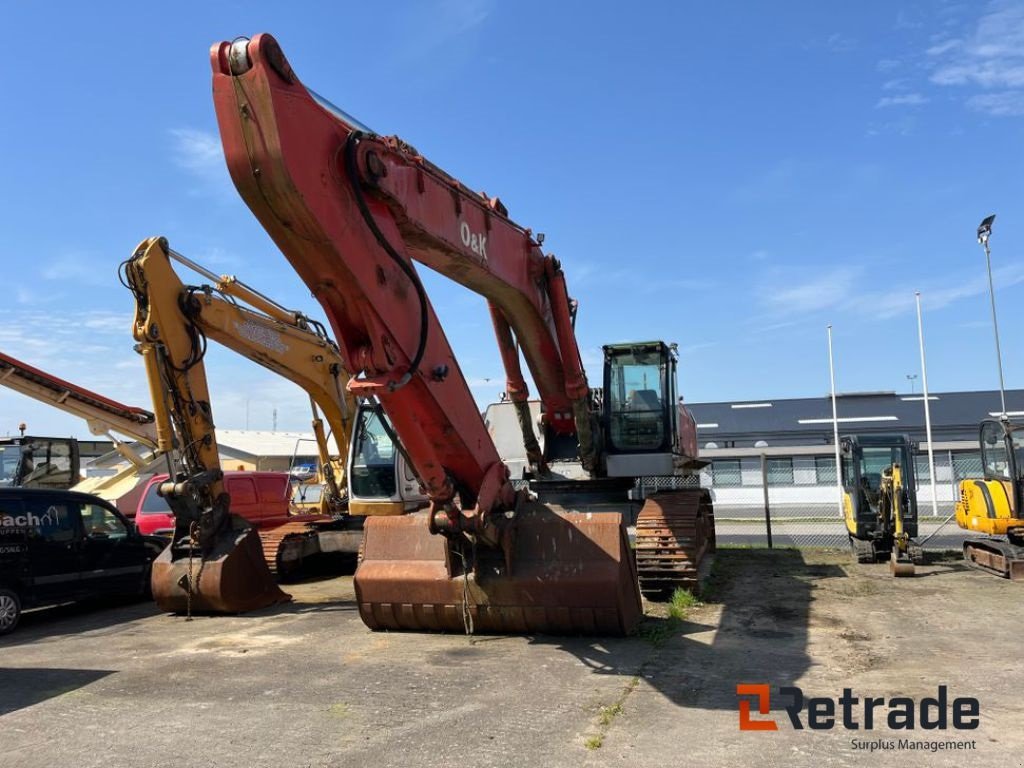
(634, 489, 715, 597)
(963, 537, 1024, 580)
(258, 522, 320, 577)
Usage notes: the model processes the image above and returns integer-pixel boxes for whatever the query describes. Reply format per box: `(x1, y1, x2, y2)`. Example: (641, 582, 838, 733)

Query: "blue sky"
(2, 1, 1024, 439)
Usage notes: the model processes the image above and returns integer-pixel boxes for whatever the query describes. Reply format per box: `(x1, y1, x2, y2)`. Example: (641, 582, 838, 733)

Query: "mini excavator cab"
(977, 419, 1024, 513)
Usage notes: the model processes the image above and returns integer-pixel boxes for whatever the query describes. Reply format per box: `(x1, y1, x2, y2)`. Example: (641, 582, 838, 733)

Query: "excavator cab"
(841, 434, 921, 575)
(602, 342, 678, 477)
(346, 402, 427, 516)
(0, 436, 79, 490)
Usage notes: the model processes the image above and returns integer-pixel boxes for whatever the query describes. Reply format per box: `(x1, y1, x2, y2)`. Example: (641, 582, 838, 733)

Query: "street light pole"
(915, 292, 939, 517)
(906, 373, 917, 394)
(827, 325, 843, 518)
(977, 215, 1007, 415)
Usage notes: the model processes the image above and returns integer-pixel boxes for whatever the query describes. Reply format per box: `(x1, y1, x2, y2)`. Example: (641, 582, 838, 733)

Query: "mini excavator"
(841, 434, 923, 576)
(956, 417, 1024, 579)
(204, 33, 714, 635)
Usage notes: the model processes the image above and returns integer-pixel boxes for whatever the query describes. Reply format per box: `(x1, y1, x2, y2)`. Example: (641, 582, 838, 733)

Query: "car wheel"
(0, 588, 21, 635)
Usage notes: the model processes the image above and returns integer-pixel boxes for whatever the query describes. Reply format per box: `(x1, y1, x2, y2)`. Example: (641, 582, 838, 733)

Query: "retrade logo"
(736, 684, 979, 732)
(737, 684, 778, 731)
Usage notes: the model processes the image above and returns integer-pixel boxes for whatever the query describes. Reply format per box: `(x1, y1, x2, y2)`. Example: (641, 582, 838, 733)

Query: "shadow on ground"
(0, 667, 115, 715)
(533, 549, 846, 711)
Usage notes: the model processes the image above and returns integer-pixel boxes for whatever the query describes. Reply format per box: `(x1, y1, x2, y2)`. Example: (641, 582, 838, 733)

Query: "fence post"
(948, 450, 957, 505)
(761, 453, 773, 549)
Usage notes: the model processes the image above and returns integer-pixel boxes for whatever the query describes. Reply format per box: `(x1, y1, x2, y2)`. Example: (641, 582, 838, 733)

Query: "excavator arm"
(158, 248, 355, 514)
(125, 236, 287, 613)
(210, 35, 643, 634)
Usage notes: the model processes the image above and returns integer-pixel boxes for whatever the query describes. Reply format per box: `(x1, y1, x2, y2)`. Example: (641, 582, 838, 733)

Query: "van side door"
(80, 501, 148, 596)
(22, 494, 85, 604)
(0, 499, 31, 595)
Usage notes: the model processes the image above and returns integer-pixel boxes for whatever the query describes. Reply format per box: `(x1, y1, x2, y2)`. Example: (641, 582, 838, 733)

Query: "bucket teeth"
(354, 505, 643, 636)
(634, 489, 715, 597)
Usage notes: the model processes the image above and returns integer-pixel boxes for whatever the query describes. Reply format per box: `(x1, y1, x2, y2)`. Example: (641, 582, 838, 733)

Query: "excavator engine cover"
(355, 505, 642, 635)
(151, 521, 290, 614)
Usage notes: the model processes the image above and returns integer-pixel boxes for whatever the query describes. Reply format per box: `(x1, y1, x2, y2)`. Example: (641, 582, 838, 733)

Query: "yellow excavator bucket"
(354, 504, 642, 635)
(151, 519, 290, 614)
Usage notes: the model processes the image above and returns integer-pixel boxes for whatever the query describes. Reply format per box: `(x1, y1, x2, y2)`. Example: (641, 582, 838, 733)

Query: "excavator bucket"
(355, 504, 643, 635)
(890, 550, 915, 577)
(151, 524, 291, 614)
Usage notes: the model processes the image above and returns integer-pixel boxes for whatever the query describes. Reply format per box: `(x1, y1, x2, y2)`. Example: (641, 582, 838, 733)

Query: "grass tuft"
(668, 588, 699, 620)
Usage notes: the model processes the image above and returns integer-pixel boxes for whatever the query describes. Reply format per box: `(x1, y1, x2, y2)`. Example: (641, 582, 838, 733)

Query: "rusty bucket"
(151, 523, 291, 614)
(354, 504, 642, 635)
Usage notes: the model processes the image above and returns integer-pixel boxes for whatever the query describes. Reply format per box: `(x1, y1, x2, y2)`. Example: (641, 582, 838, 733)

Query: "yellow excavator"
(956, 417, 1024, 579)
(841, 434, 923, 576)
(125, 236, 295, 612)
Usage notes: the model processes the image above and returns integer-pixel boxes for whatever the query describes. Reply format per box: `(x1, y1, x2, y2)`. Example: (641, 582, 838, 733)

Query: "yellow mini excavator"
(956, 417, 1024, 579)
(841, 434, 923, 576)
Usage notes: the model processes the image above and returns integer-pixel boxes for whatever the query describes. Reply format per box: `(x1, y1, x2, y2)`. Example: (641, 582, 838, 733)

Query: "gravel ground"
(0, 549, 1017, 767)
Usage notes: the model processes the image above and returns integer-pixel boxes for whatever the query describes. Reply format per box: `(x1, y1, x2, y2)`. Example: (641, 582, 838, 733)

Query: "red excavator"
(198, 33, 712, 634)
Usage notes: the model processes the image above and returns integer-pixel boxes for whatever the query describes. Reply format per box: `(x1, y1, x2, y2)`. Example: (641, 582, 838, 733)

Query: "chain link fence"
(638, 451, 985, 550)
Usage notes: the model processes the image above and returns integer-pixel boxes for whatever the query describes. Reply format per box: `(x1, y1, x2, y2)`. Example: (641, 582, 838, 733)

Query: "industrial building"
(687, 388, 1024, 511)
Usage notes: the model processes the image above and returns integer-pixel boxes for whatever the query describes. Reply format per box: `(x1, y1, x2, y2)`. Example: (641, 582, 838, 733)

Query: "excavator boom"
(211, 34, 642, 635)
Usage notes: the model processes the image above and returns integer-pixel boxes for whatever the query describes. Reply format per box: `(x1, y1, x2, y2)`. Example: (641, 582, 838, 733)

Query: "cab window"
(82, 504, 128, 540)
(982, 422, 1011, 480)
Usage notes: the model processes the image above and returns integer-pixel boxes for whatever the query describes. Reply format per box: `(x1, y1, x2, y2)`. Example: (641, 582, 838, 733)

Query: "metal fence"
(638, 452, 984, 550)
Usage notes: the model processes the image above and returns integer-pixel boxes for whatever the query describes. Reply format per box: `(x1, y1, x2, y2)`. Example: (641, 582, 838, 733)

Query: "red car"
(134, 472, 295, 536)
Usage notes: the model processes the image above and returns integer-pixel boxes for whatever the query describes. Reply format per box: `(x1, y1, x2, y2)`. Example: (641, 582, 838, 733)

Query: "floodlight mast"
(977, 214, 1007, 417)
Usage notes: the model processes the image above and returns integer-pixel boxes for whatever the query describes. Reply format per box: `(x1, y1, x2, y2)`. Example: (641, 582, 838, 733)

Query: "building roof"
(687, 389, 1024, 447)
(215, 430, 318, 460)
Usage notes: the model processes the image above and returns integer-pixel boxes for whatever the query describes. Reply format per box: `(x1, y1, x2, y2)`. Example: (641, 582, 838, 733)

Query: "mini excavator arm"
(124, 237, 287, 613)
(160, 249, 355, 514)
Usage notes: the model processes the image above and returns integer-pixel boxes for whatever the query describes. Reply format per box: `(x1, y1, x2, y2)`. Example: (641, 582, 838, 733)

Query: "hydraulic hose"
(343, 132, 428, 391)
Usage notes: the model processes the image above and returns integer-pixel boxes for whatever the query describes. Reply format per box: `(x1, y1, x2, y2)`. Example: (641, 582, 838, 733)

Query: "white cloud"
(755, 261, 1024, 322)
(876, 93, 929, 108)
(169, 128, 223, 176)
(928, 2, 1024, 105)
(759, 267, 861, 315)
(967, 90, 1024, 114)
